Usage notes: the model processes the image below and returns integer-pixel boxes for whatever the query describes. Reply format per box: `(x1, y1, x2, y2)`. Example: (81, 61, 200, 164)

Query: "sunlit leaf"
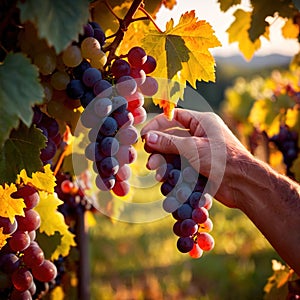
(35, 191, 76, 260)
(17, 165, 56, 194)
(0, 184, 25, 223)
(282, 18, 299, 39)
(217, 0, 241, 12)
(0, 227, 11, 250)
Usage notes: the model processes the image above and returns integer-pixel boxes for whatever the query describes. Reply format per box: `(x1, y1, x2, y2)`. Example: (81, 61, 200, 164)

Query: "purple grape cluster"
(270, 125, 298, 173)
(0, 186, 57, 300)
(147, 153, 215, 258)
(32, 106, 62, 165)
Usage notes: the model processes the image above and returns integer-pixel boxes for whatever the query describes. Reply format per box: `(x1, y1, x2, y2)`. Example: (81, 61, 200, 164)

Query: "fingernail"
(147, 133, 158, 144)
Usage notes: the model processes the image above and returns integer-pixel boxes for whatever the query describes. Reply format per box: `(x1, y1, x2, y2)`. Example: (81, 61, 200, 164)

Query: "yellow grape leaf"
(35, 191, 76, 260)
(0, 183, 25, 223)
(50, 286, 64, 300)
(17, 164, 56, 193)
(282, 18, 299, 39)
(286, 108, 300, 130)
(143, 11, 221, 87)
(0, 227, 12, 250)
(290, 155, 300, 182)
(218, 0, 241, 12)
(227, 9, 266, 61)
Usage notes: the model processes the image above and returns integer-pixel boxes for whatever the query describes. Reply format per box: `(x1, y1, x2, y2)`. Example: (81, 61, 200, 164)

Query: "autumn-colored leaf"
(0, 227, 11, 250)
(282, 18, 299, 39)
(35, 191, 76, 260)
(0, 184, 25, 223)
(217, 0, 241, 12)
(17, 164, 56, 194)
(227, 9, 267, 61)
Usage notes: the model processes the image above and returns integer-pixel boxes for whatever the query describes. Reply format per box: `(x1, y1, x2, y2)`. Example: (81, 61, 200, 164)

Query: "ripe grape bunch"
(60, 22, 158, 197)
(0, 185, 57, 300)
(147, 153, 215, 258)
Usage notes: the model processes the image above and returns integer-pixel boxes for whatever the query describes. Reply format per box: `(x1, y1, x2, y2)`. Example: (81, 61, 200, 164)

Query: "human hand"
(141, 108, 255, 209)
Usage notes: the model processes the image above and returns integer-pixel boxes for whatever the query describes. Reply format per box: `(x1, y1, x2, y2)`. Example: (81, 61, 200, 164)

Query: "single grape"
(116, 75, 137, 96)
(12, 267, 33, 292)
(51, 71, 70, 90)
(116, 125, 138, 145)
(89, 50, 107, 69)
(22, 242, 44, 268)
(81, 37, 101, 59)
(175, 184, 193, 204)
(95, 174, 116, 191)
(126, 91, 144, 111)
(189, 243, 203, 259)
(180, 219, 198, 237)
(142, 55, 157, 74)
(99, 117, 118, 136)
(82, 67, 102, 87)
(168, 169, 183, 187)
(93, 97, 112, 118)
(10, 289, 32, 300)
(111, 59, 131, 79)
(197, 232, 215, 251)
(73, 59, 91, 79)
(192, 207, 209, 224)
(182, 166, 198, 184)
(83, 23, 94, 37)
(0, 253, 20, 273)
(62, 45, 82, 67)
(61, 180, 75, 194)
(116, 145, 137, 165)
(94, 28, 106, 46)
(0, 216, 17, 234)
(127, 46, 147, 67)
(130, 67, 146, 86)
(132, 106, 147, 125)
(66, 79, 85, 99)
(16, 209, 41, 232)
(101, 137, 120, 156)
(80, 90, 95, 108)
(33, 50, 56, 75)
(115, 164, 131, 181)
(112, 96, 128, 113)
(188, 191, 202, 209)
(177, 236, 194, 253)
(81, 107, 100, 128)
(40, 139, 57, 162)
(173, 220, 183, 236)
(40, 114, 59, 138)
(112, 180, 130, 196)
(9, 231, 31, 252)
(198, 218, 213, 232)
(99, 157, 119, 177)
(160, 181, 174, 196)
(177, 203, 193, 220)
(93, 80, 112, 98)
(113, 110, 134, 129)
(139, 76, 158, 96)
(31, 259, 57, 282)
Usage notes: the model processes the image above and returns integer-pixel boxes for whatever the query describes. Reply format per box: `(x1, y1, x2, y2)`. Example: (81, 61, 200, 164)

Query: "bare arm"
(141, 108, 300, 275)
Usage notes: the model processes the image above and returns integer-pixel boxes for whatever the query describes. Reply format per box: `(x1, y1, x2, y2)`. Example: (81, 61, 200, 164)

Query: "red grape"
(31, 259, 57, 282)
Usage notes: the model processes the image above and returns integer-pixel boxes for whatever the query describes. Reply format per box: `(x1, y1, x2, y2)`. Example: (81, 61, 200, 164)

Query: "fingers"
(141, 108, 202, 137)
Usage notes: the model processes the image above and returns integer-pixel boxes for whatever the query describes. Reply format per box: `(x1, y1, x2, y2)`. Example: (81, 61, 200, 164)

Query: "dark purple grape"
(116, 75, 137, 96)
(160, 181, 174, 196)
(73, 60, 91, 79)
(112, 96, 128, 113)
(139, 76, 158, 96)
(66, 79, 85, 99)
(113, 110, 134, 128)
(177, 203, 193, 220)
(95, 174, 115, 191)
(168, 169, 183, 186)
(40, 139, 57, 162)
(0, 253, 20, 273)
(99, 117, 118, 136)
(111, 59, 131, 79)
(94, 28, 106, 46)
(180, 219, 198, 237)
(98, 156, 119, 177)
(101, 137, 120, 156)
(116, 125, 138, 145)
(93, 80, 113, 98)
(127, 46, 147, 67)
(82, 67, 102, 88)
(0, 216, 17, 234)
(83, 23, 94, 37)
(173, 220, 183, 236)
(80, 90, 95, 108)
(142, 55, 157, 74)
(177, 237, 194, 253)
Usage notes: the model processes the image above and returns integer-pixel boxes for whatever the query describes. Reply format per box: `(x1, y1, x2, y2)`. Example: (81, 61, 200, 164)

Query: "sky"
(155, 0, 300, 57)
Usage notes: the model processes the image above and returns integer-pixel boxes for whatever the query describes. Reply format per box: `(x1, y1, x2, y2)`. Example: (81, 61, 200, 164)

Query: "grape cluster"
(32, 106, 62, 165)
(270, 125, 298, 172)
(0, 185, 57, 300)
(149, 153, 214, 258)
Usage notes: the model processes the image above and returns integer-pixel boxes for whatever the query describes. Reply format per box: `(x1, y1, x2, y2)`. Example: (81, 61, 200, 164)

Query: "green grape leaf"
(35, 231, 62, 260)
(217, 0, 241, 12)
(18, 0, 90, 53)
(0, 123, 46, 185)
(249, 0, 296, 42)
(0, 53, 43, 147)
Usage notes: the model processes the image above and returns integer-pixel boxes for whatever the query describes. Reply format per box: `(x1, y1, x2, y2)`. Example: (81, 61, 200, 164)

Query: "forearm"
(231, 155, 300, 275)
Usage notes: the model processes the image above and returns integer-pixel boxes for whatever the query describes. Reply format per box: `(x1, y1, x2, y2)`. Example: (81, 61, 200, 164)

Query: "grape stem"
(137, 6, 163, 33)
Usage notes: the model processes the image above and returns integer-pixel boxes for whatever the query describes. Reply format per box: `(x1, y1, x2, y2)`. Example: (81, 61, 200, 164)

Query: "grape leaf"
(18, 0, 90, 53)
(142, 11, 221, 88)
(282, 18, 299, 39)
(249, 0, 296, 42)
(0, 184, 25, 223)
(0, 123, 46, 185)
(227, 9, 267, 61)
(35, 231, 62, 260)
(35, 191, 76, 260)
(17, 164, 57, 194)
(217, 0, 241, 12)
(0, 227, 12, 251)
(0, 53, 43, 147)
